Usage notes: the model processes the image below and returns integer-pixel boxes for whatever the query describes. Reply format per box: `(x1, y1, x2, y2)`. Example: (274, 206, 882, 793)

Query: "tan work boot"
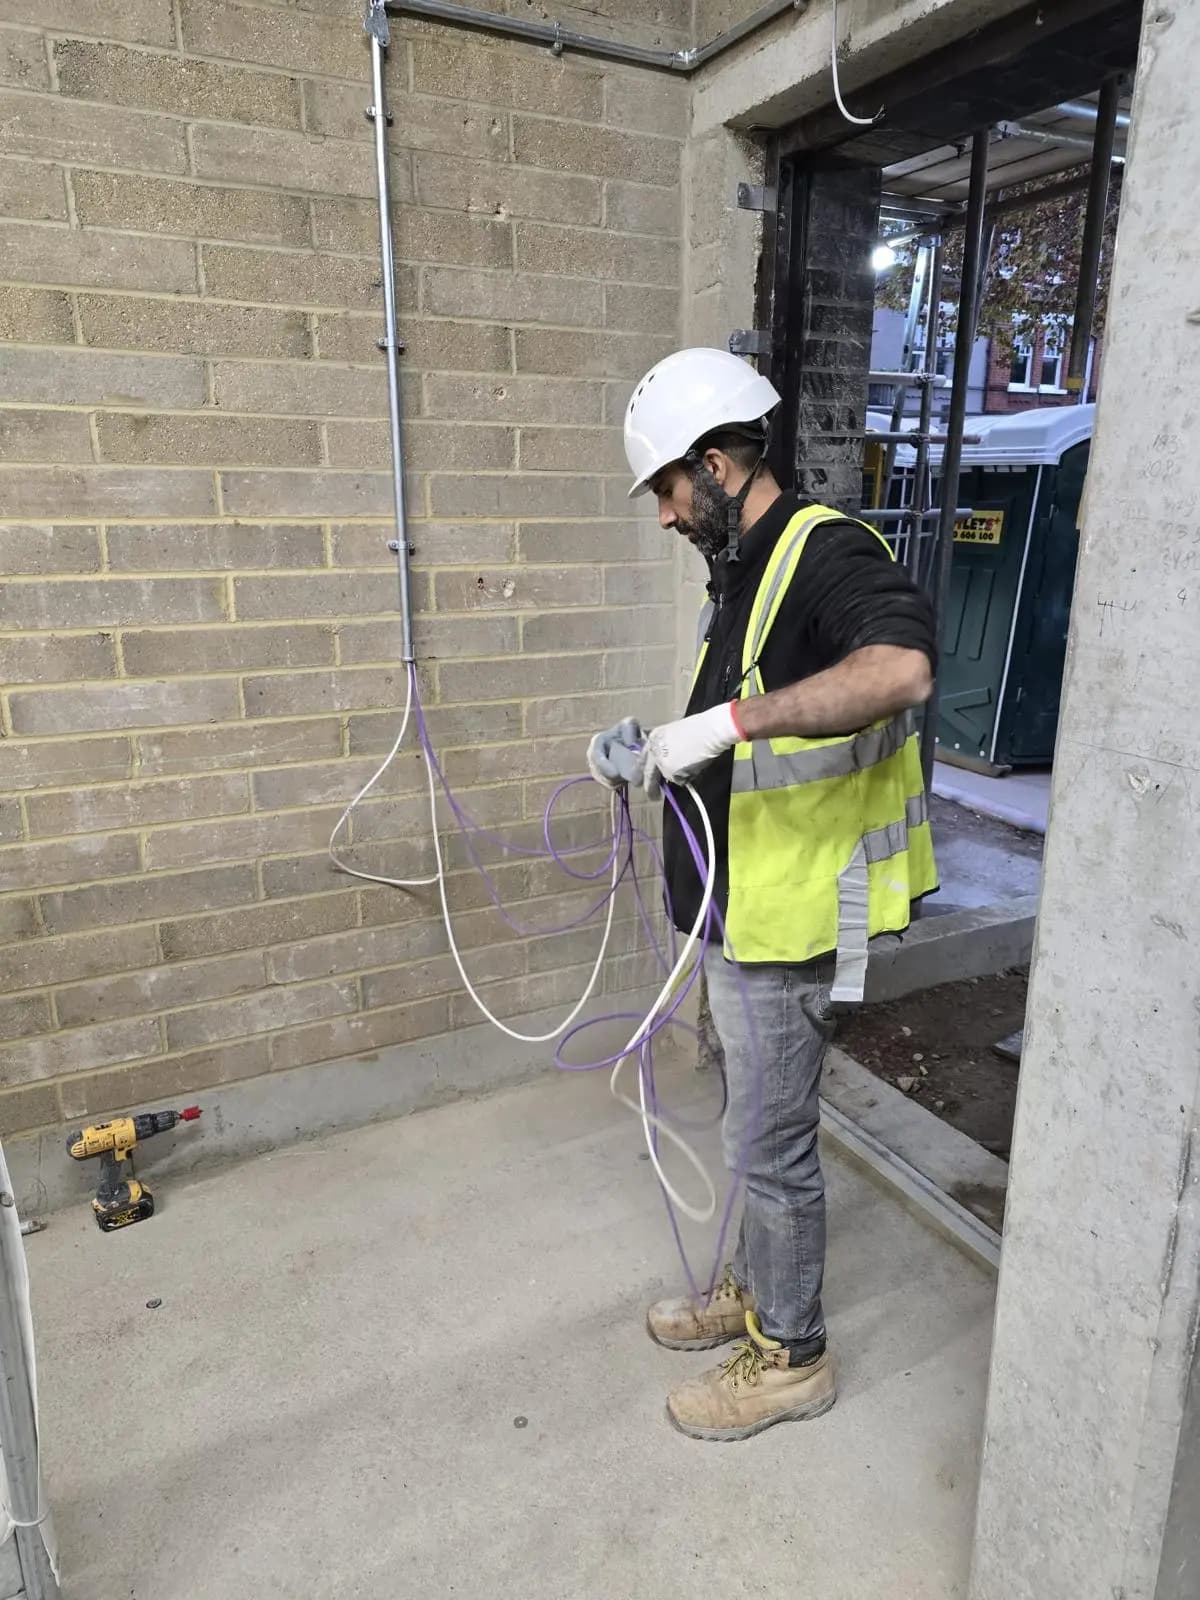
(666, 1311, 837, 1441)
(646, 1265, 753, 1351)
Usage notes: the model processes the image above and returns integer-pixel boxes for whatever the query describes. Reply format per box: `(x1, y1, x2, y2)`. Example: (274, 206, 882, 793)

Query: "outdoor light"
(872, 243, 898, 272)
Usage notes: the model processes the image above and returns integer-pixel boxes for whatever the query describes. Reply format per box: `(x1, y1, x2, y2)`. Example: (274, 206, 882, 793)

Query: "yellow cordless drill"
(66, 1106, 202, 1232)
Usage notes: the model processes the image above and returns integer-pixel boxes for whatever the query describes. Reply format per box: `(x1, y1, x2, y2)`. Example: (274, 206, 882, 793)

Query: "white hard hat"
(623, 347, 781, 498)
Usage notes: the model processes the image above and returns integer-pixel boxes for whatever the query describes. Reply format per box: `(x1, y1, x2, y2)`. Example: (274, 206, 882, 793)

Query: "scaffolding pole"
(1066, 76, 1120, 400)
(920, 129, 990, 791)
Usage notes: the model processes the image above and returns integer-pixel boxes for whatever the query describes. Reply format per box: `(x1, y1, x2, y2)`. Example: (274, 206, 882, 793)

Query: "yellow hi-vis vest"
(695, 502, 938, 1002)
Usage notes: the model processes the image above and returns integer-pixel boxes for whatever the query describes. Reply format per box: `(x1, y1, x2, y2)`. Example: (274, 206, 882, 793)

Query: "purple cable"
(379, 663, 767, 1310)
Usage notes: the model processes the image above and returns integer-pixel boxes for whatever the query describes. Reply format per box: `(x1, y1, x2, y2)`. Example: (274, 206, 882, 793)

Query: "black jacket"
(662, 491, 938, 938)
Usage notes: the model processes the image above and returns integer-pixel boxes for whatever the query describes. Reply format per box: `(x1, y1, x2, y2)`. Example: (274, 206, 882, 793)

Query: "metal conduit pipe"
(995, 119, 1124, 160)
(367, 2, 417, 662)
(385, 0, 807, 73)
(1057, 97, 1130, 130)
(1065, 76, 1120, 399)
(919, 128, 990, 791)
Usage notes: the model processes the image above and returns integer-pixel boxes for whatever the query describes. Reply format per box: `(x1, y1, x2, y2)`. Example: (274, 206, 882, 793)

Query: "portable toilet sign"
(924, 406, 1094, 773)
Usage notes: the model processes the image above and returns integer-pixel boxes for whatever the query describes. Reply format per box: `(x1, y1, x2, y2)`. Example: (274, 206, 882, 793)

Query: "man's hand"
(641, 704, 741, 799)
(586, 717, 644, 789)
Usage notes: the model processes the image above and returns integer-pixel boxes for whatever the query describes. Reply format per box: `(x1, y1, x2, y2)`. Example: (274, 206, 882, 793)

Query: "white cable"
(331, 662, 720, 1214)
(328, 666, 437, 890)
(608, 782, 718, 1223)
(830, 0, 880, 128)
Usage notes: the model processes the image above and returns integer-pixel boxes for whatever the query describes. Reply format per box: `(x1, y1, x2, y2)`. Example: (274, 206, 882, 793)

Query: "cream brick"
(73, 173, 310, 250)
(513, 117, 679, 185)
(0, 633, 117, 685)
(524, 688, 653, 737)
(515, 222, 679, 286)
(521, 605, 672, 653)
(0, 219, 197, 293)
(106, 523, 324, 571)
(1, 523, 102, 575)
(603, 70, 688, 138)
(437, 651, 599, 703)
(339, 612, 517, 663)
(0, 796, 20, 842)
(56, 952, 266, 1029)
(516, 328, 673, 379)
(0, 1084, 57, 1135)
(305, 80, 508, 161)
(604, 178, 680, 237)
(27, 773, 248, 838)
(424, 373, 602, 425)
(412, 152, 601, 226)
(313, 198, 511, 268)
(314, 314, 510, 371)
(604, 283, 680, 334)
(519, 425, 627, 473)
(348, 698, 522, 752)
(332, 520, 513, 570)
(603, 553, 676, 602)
(432, 565, 601, 611)
(80, 294, 308, 360)
(159, 892, 356, 961)
(0, 737, 132, 793)
(428, 473, 601, 519)
(268, 997, 450, 1073)
(0, 159, 64, 222)
(0, 286, 72, 348)
(421, 266, 602, 330)
(0, 410, 92, 464)
(55, 40, 303, 128)
(2, 348, 206, 408)
(0, 832, 139, 893)
(40, 864, 256, 937)
(0, 924, 158, 994)
(211, 360, 391, 417)
(253, 750, 425, 813)
(517, 520, 665, 564)
(447, 963, 592, 1029)
(201, 244, 391, 311)
(220, 470, 391, 518)
(60, 1037, 270, 1121)
(602, 643, 674, 687)
(95, 413, 322, 468)
(266, 920, 438, 985)
(362, 941, 526, 1010)
(0, 899, 38, 942)
(235, 572, 412, 620)
(0, 0, 173, 43)
(325, 419, 514, 472)
(242, 664, 404, 718)
(9, 677, 239, 737)
(164, 979, 356, 1050)
(123, 624, 336, 676)
(0, 575, 224, 631)
(2, 1017, 159, 1088)
(0, 27, 45, 89)
(179, 0, 364, 77)
(142, 806, 340, 871)
(0, 89, 187, 172)
(192, 123, 376, 199)
(410, 37, 603, 119)
(136, 717, 342, 776)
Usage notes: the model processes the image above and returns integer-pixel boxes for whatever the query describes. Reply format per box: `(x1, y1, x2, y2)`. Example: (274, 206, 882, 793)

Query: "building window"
(1009, 340, 1034, 390)
(1039, 331, 1066, 392)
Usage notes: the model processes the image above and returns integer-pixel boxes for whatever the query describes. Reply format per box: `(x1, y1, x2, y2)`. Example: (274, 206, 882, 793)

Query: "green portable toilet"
(924, 406, 1093, 772)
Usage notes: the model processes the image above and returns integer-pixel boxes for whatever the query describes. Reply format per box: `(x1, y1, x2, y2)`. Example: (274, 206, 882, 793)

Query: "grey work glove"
(586, 717, 644, 789)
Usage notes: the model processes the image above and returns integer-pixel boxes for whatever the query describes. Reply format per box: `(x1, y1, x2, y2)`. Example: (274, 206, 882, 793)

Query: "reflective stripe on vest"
(709, 503, 937, 1000)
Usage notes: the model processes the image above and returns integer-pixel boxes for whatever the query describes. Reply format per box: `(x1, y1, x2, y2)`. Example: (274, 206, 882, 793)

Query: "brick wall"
(0, 1, 686, 1135)
(982, 332, 1103, 412)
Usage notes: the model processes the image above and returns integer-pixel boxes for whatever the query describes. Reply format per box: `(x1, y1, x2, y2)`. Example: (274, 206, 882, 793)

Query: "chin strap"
(685, 423, 771, 568)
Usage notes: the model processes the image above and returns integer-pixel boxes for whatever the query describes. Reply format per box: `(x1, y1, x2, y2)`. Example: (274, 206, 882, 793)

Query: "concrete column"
(784, 161, 879, 511)
(969, 9, 1200, 1599)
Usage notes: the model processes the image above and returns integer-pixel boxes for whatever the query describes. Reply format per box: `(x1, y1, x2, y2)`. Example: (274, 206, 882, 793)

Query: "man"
(587, 347, 938, 1442)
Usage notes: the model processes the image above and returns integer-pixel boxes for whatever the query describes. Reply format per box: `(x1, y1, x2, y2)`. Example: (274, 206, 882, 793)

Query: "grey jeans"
(702, 946, 835, 1349)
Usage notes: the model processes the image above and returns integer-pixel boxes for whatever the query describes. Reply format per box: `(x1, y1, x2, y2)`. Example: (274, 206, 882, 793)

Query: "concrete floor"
(30, 1059, 995, 1600)
(933, 763, 1051, 836)
(927, 794, 1043, 915)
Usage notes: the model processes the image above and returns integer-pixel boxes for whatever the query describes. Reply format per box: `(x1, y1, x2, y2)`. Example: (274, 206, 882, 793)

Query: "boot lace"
(720, 1338, 769, 1392)
(712, 1265, 743, 1303)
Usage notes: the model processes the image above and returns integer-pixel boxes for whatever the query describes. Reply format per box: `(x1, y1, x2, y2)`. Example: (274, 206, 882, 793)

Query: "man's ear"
(703, 447, 729, 487)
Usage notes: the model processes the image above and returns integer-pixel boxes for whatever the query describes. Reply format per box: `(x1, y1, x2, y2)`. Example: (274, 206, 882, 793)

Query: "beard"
(675, 473, 734, 566)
